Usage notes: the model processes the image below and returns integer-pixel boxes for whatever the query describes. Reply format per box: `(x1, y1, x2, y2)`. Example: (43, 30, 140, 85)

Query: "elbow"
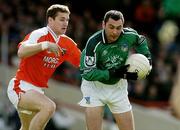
(17, 44, 24, 58)
(17, 44, 30, 58)
(82, 75, 94, 81)
(17, 50, 22, 58)
(17, 49, 25, 58)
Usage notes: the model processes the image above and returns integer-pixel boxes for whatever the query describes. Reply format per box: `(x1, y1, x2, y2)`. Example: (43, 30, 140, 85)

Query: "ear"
(47, 17, 53, 24)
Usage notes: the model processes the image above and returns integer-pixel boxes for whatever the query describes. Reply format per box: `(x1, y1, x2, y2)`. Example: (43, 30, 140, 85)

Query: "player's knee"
(19, 126, 28, 130)
(42, 101, 56, 115)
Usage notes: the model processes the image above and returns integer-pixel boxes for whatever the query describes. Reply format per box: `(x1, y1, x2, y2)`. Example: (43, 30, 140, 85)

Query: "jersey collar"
(47, 26, 60, 42)
(101, 29, 107, 43)
(101, 29, 124, 44)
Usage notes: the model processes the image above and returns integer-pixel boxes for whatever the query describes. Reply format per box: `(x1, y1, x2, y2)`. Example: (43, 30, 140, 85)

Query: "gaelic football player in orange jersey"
(7, 4, 81, 130)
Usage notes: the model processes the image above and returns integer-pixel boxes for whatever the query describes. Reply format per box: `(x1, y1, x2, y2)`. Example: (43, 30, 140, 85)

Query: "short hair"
(103, 10, 124, 24)
(46, 4, 70, 20)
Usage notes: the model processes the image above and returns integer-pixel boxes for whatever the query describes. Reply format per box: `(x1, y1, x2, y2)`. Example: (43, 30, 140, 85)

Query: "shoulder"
(123, 27, 139, 36)
(85, 30, 102, 53)
(123, 27, 147, 45)
(60, 34, 77, 46)
(87, 30, 102, 44)
(27, 27, 48, 41)
(21, 27, 48, 44)
(31, 27, 48, 37)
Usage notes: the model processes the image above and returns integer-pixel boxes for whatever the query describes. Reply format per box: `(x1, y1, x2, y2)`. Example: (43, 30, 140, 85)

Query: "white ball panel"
(125, 54, 151, 79)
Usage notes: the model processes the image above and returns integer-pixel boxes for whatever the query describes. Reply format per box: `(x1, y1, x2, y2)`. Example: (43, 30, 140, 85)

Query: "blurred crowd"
(0, 0, 180, 106)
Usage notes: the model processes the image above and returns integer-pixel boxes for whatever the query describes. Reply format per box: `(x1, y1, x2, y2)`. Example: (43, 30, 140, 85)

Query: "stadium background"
(0, 0, 180, 130)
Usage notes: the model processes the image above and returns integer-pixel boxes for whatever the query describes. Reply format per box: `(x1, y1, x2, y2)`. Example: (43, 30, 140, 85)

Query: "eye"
(109, 25, 115, 29)
(59, 18, 69, 23)
(60, 18, 65, 21)
(116, 26, 122, 30)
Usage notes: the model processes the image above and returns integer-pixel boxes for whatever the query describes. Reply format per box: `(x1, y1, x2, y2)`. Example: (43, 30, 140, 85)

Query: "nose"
(63, 23, 67, 27)
(64, 20, 69, 26)
(112, 29, 118, 35)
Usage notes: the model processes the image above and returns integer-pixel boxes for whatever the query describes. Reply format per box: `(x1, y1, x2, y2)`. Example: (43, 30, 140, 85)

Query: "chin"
(110, 38, 117, 43)
(113, 37, 118, 41)
(61, 31, 66, 35)
(58, 32, 64, 35)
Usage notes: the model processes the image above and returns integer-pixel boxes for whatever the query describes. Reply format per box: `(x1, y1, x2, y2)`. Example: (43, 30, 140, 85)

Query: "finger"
(57, 45, 63, 54)
(57, 50, 60, 56)
(53, 45, 60, 56)
(54, 49, 60, 57)
(51, 48, 59, 57)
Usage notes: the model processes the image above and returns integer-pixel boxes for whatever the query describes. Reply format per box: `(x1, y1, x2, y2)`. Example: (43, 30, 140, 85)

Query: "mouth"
(62, 28, 67, 30)
(111, 35, 118, 39)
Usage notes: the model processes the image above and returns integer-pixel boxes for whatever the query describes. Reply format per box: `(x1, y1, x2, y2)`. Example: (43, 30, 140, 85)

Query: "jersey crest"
(85, 56, 95, 67)
(120, 43, 129, 52)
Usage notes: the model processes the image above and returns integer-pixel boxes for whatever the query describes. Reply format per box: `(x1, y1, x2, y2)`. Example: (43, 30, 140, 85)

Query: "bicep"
(80, 50, 109, 81)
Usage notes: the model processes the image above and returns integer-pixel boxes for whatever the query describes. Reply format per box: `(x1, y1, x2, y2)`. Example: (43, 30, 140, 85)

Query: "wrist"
(41, 42, 49, 50)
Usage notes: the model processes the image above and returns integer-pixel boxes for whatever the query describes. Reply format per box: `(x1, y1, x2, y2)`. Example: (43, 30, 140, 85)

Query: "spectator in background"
(7, 4, 81, 130)
(134, 0, 156, 35)
(129, 81, 146, 100)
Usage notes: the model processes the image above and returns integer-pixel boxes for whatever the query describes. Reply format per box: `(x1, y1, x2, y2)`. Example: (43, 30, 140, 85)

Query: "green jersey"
(80, 27, 151, 84)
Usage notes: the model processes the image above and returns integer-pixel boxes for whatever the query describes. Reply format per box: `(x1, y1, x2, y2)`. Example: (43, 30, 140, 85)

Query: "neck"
(47, 26, 59, 39)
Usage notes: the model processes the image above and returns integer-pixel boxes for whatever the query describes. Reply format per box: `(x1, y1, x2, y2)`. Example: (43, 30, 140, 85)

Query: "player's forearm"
(81, 68, 109, 81)
(69, 49, 81, 68)
(17, 43, 44, 58)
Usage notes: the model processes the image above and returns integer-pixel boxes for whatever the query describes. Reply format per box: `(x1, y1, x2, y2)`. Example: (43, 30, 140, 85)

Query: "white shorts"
(7, 78, 44, 109)
(79, 79, 132, 113)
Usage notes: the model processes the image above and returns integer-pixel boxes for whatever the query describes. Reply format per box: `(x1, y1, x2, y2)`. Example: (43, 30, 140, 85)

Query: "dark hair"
(103, 10, 124, 24)
(46, 4, 70, 20)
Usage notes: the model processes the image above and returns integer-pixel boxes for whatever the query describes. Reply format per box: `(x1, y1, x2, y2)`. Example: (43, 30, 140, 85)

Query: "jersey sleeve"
(18, 29, 45, 48)
(64, 38, 81, 68)
(135, 35, 152, 60)
(124, 27, 151, 60)
(80, 38, 109, 81)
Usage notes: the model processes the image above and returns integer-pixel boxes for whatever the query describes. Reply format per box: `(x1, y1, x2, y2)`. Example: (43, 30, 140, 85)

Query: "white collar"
(47, 26, 60, 42)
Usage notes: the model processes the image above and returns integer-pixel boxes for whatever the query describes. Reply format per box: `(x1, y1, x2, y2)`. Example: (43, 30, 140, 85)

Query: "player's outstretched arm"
(18, 42, 61, 58)
(18, 43, 43, 58)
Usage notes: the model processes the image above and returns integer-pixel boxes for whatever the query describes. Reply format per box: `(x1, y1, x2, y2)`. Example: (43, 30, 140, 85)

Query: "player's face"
(48, 12, 69, 36)
(103, 18, 123, 43)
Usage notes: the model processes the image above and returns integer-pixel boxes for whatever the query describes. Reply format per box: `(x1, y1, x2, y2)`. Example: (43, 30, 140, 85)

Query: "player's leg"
(79, 80, 105, 130)
(109, 96, 135, 130)
(18, 90, 56, 130)
(18, 111, 36, 130)
(106, 79, 135, 130)
(85, 106, 104, 130)
(113, 110, 135, 130)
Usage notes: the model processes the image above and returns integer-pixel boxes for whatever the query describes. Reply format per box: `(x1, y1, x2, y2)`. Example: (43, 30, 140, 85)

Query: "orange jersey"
(15, 27, 81, 88)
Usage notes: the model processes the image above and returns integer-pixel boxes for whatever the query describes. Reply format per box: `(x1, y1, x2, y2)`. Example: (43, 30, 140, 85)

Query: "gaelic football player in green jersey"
(79, 10, 152, 130)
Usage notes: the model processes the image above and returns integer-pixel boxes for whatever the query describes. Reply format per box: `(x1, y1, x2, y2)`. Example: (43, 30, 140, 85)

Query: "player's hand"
(125, 72, 138, 80)
(109, 64, 129, 78)
(48, 43, 62, 56)
(109, 64, 138, 80)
